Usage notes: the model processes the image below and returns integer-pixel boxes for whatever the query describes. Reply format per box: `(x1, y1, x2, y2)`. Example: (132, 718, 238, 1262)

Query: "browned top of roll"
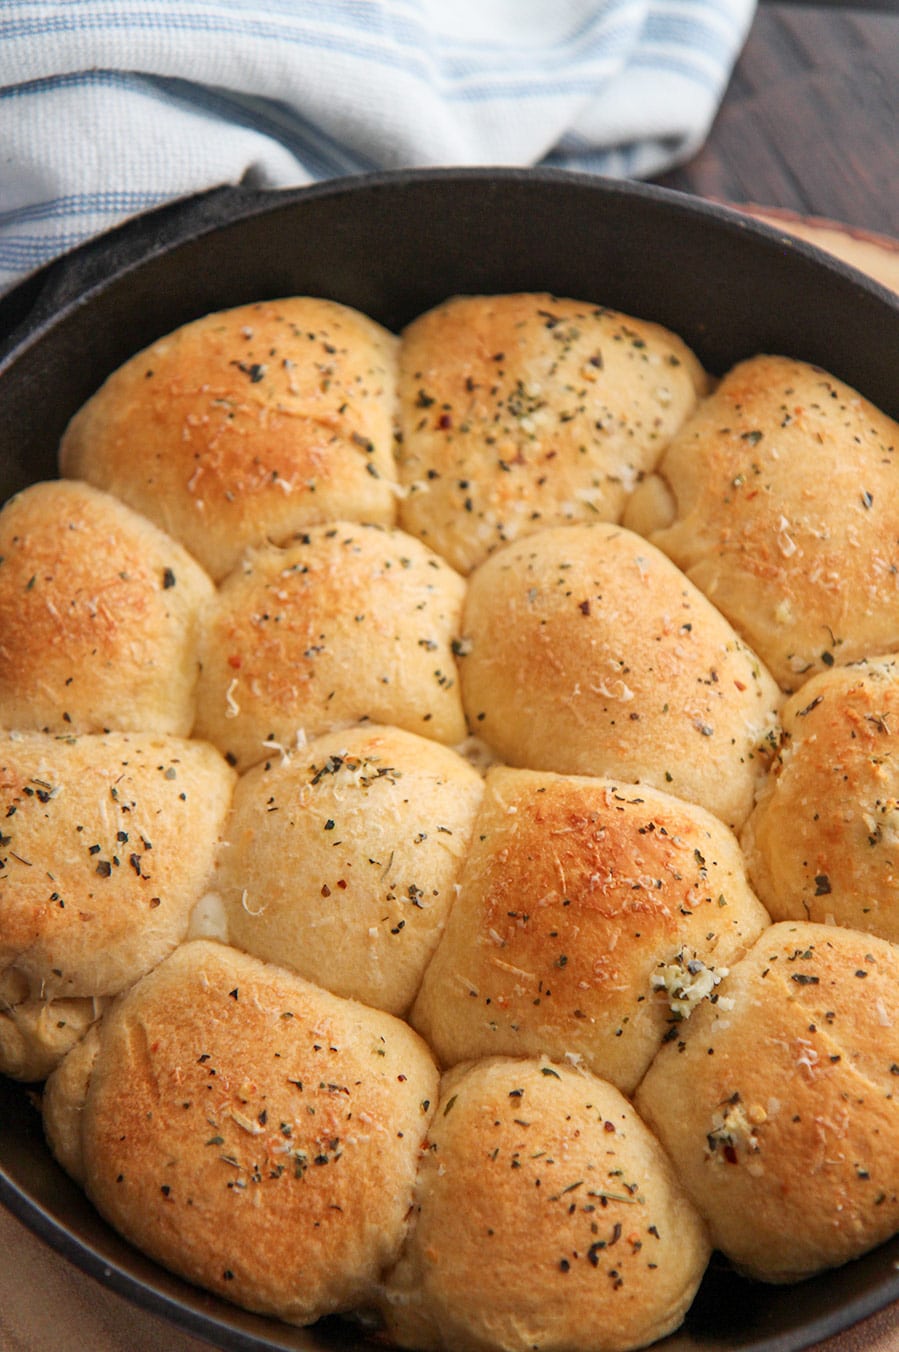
(459, 521, 781, 830)
(0, 480, 213, 736)
(219, 723, 484, 1015)
(396, 292, 709, 574)
(43, 940, 438, 1325)
(635, 921, 899, 1283)
(411, 766, 769, 1093)
(742, 657, 899, 943)
(625, 354, 899, 691)
(0, 730, 234, 1008)
(60, 297, 400, 581)
(194, 522, 467, 769)
(379, 1055, 710, 1352)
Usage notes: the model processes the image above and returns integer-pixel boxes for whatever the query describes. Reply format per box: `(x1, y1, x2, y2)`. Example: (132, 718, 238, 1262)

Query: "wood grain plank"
(652, 3, 899, 235)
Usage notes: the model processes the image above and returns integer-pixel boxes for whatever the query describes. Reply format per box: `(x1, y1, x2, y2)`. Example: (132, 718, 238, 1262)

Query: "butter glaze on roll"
(379, 1056, 710, 1352)
(218, 724, 484, 1015)
(742, 657, 899, 942)
(635, 922, 899, 1283)
(411, 766, 770, 1092)
(0, 480, 213, 737)
(396, 293, 709, 575)
(194, 522, 467, 770)
(459, 522, 781, 830)
(0, 731, 234, 1079)
(42, 940, 439, 1326)
(624, 354, 899, 691)
(60, 297, 400, 581)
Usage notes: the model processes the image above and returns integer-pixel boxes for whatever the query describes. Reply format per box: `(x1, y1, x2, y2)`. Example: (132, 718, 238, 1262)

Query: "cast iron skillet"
(0, 168, 897, 1352)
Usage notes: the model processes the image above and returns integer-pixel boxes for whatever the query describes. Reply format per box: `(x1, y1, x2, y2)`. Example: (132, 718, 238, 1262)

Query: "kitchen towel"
(0, 0, 756, 296)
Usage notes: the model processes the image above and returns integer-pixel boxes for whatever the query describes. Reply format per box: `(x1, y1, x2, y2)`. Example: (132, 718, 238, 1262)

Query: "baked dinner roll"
(379, 1056, 710, 1352)
(194, 522, 467, 770)
(0, 730, 234, 1078)
(218, 724, 484, 1015)
(635, 921, 899, 1283)
(459, 522, 781, 830)
(0, 480, 213, 736)
(624, 354, 899, 691)
(742, 658, 899, 942)
(60, 297, 399, 581)
(396, 293, 709, 574)
(43, 940, 439, 1326)
(411, 767, 769, 1093)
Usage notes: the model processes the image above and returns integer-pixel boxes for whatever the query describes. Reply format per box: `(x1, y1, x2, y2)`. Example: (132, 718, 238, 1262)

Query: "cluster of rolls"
(1, 291, 898, 1352)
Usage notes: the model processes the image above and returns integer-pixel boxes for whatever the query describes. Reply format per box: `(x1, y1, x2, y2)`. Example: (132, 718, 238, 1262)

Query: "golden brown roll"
(742, 658, 899, 942)
(0, 480, 213, 736)
(60, 297, 400, 581)
(379, 1056, 711, 1352)
(635, 921, 899, 1283)
(396, 293, 709, 574)
(43, 940, 439, 1326)
(458, 522, 781, 830)
(194, 522, 467, 770)
(218, 723, 484, 1015)
(624, 354, 899, 691)
(411, 766, 770, 1093)
(0, 730, 235, 1077)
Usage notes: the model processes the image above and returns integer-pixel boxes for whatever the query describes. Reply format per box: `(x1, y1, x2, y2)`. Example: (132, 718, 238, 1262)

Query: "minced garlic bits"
(458, 522, 781, 830)
(625, 355, 899, 691)
(411, 766, 769, 1093)
(60, 298, 400, 581)
(636, 921, 899, 1282)
(379, 1056, 710, 1352)
(396, 292, 708, 575)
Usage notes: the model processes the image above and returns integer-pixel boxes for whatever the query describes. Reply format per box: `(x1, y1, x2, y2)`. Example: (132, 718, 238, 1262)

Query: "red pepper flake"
(228, 654, 243, 669)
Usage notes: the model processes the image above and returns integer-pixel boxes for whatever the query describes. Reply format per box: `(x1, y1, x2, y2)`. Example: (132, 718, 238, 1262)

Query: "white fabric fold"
(0, 0, 756, 295)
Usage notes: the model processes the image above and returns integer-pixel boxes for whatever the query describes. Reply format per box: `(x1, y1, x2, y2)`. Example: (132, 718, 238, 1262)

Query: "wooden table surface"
(652, 0, 899, 240)
(2, 5, 898, 1351)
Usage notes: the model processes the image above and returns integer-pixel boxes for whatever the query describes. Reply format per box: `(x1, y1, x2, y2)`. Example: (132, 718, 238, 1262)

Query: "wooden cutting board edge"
(733, 202, 899, 295)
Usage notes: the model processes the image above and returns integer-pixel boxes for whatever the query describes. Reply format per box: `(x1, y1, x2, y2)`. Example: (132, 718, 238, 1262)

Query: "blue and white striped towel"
(0, 0, 756, 298)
